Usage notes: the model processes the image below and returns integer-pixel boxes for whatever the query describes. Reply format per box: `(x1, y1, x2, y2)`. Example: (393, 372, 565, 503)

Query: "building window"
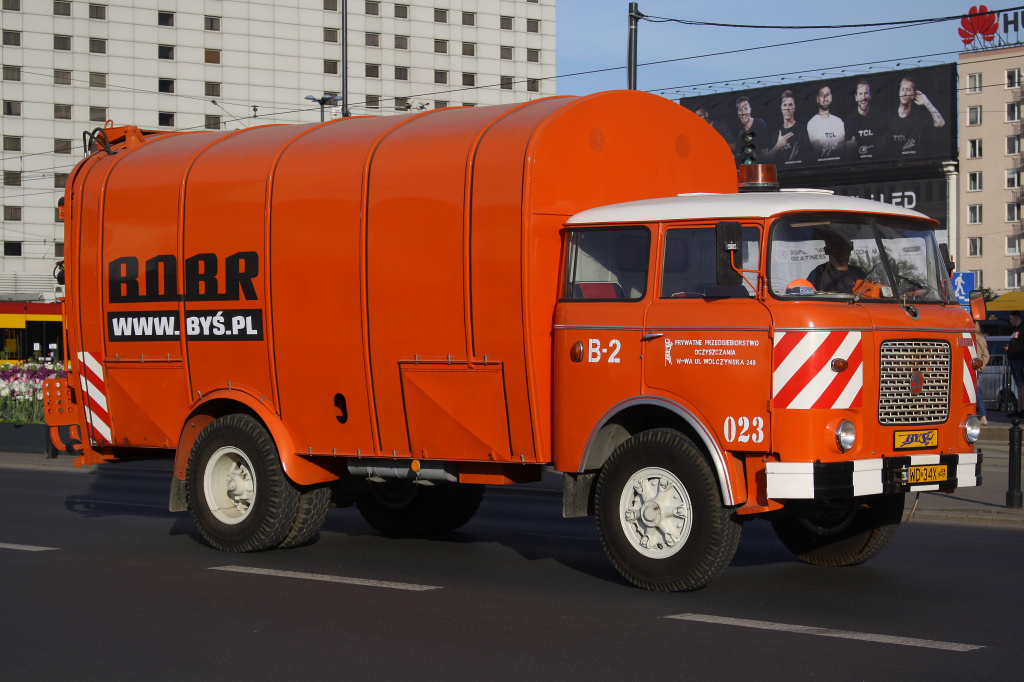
(527, 19, 540, 33)
(1008, 102, 1021, 122)
(463, 12, 475, 26)
(319, 28, 336, 43)
(365, 63, 380, 78)
(968, 73, 982, 93)
(1008, 68, 1022, 88)
(3, 171, 21, 186)
(54, 69, 71, 85)
(366, 1, 379, 15)
(434, 39, 447, 53)
(89, 4, 106, 20)
(90, 106, 107, 122)
(157, 11, 174, 26)
(3, 206, 21, 221)
(324, 60, 339, 74)
(500, 76, 513, 90)
(395, 66, 408, 81)
(3, 0, 20, 9)
(54, 139, 72, 154)
(395, 35, 409, 49)
(158, 78, 174, 93)
(968, 204, 983, 224)
(89, 38, 106, 54)
(1008, 169, 1021, 189)
(395, 96, 409, 111)
(1009, 135, 1021, 155)
(4, 242, 23, 257)
(3, 136, 21, 151)
(434, 100, 447, 109)
(54, 173, 68, 188)
(204, 49, 220, 64)
(158, 45, 174, 59)
(1009, 236, 1022, 255)
(365, 95, 380, 109)
(205, 115, 220, 130)
(53, 2, 71, 16)
(54, 35, 71, 50)
(968, 138, 982, 158)
(968, 171, 983, 191)
(158, 112, 174, 127)
(527, 79, 540, 93)
(500, 16, 513, 30)
(1009, 203, 1022, 222)
(1008, 270, 1022, 289)
(968, 237, 982, 257)
(434, 8, 447, 22)
(968, 105, 982, 125)
(90, 72, 107, 88)
(463, 102, 475, 107)
(2, 65, 19, 81)
(500, 46, 513, 60)
(2, 30, 20, 46)
(55, 242, 64, 256)
(205, 82, 221, 97)
(364, 32, 379, 46)
(205, 16, 221, 31)
(434, 70, 447, 84)
(324, 0, 338, 10)
(462, 72, 475, 86)
(462, 42, 475, 56)
(395, 4, 408, 19)
(3, 100, 21, 116)
(54, 104, 71, 119)
(527, 48, 540, 63)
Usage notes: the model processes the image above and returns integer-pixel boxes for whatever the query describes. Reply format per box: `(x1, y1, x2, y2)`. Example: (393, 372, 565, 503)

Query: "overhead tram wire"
(638, 5, 1024, 30)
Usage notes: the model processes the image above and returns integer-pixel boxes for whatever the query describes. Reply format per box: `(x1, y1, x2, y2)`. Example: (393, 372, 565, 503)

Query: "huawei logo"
(959, 5, 998, 46)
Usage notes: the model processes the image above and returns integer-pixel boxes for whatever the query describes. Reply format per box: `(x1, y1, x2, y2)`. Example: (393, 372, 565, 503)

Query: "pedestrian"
(974, 323, 989, 425)
(1006, 311, 1024, 416)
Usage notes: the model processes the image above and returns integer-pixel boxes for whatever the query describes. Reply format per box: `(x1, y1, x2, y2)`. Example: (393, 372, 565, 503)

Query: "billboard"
(679, 64, 957, 171)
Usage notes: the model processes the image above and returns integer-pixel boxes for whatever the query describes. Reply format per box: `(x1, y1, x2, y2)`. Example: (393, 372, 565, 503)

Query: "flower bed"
(0, 361, 67, 425)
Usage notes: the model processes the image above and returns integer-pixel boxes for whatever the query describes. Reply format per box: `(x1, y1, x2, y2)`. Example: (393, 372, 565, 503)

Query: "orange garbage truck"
(45, 90, 986, 591)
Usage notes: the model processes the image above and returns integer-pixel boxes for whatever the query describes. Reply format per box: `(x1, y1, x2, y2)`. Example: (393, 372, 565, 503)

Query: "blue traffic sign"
(951, 271, 975, 306)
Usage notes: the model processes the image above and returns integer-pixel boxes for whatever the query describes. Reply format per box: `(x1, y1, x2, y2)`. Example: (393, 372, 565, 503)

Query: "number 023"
(723, 416, 764, 444)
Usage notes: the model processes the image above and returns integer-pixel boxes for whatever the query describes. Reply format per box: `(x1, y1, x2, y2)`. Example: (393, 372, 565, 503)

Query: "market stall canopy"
(987, 291, 1024, 311)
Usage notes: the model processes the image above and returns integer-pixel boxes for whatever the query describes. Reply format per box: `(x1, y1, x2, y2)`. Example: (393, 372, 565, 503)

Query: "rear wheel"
(185, 414, 300, 552)
(595, 429, 741, 591)
(770, 493, 905, 566)
(356, 481, 485, 537)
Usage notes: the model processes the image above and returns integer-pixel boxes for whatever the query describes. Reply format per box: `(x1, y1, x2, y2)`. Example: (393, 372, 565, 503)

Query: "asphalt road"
(1, 464, 1022, 680)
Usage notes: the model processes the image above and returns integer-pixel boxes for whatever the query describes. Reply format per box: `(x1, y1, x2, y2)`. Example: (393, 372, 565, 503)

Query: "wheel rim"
(618, 466, 693, 559)
(203, 446, 257, 525)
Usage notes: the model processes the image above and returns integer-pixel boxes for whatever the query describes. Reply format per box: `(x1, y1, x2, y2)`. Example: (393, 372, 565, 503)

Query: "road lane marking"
(65, 498, 169, 510)
(665, 613, 984, 652)
(209, 565, 442, 592)
(0, 543, 58, 552)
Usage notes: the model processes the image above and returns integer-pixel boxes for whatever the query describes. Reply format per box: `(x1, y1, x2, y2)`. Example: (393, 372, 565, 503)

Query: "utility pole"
(342, 0, 351, 117)
(627, 3, 640, 90)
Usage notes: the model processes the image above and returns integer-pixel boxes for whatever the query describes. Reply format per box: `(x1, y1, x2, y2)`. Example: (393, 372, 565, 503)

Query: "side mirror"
(969, 289, 986, 321)
(716, 221, 743, 287)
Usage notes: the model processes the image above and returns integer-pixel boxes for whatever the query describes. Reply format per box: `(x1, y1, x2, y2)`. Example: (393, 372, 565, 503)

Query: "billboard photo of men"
(806, 85, 846, 161)
(847, 80, 888, 161)
(890, 75, 946, 156)
(768, 90, 810, 166)
(735, 96, 769, 163)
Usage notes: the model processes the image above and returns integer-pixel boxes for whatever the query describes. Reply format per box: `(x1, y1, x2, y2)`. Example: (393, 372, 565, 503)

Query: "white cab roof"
(565, 190, 930, 225)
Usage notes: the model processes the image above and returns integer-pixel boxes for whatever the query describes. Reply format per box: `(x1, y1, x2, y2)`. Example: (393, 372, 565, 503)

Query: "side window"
(564, 228, 649, 300)
(661, 226, 759, 298)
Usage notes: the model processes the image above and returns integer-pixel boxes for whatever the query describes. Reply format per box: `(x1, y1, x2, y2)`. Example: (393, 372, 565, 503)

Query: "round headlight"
(964, 415, 982, 444)
(835, 420, 856, 452)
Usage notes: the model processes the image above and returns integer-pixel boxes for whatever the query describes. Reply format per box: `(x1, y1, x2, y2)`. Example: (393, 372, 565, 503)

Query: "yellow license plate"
(894, 429, 938, 450)
(908, 464, 947, 484)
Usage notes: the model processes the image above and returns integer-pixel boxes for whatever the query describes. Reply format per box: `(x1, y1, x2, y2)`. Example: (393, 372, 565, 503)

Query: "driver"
(807, 233, 866, 293)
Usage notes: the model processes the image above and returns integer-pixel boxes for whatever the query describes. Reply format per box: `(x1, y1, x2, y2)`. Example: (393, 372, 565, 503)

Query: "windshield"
(769, 214, 954, 304)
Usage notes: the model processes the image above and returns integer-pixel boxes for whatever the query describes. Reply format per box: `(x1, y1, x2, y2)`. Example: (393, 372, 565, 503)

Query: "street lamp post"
(305, 94, 343, 122)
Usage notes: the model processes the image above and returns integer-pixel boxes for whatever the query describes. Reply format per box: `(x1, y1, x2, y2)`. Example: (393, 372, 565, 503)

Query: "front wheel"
(770, 493, 905, 566)
(595, 429, 741, 591)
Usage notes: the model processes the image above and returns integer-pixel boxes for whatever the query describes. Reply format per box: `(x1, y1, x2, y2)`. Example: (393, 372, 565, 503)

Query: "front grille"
(878, 340, 951, 425)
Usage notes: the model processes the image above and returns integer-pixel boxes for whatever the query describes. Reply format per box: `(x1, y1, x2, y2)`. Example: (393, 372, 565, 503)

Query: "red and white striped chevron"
(962, 332, 978, 405)
(77, 351, 111, 445)
(772, 331, 863, 409)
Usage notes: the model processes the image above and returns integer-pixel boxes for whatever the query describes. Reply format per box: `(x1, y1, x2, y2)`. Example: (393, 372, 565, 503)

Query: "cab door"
(642, 223, 773, 452)
(553, 226, 654, 469)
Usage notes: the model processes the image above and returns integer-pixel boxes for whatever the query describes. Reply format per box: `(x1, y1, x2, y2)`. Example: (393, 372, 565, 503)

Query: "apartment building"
(959, 44, 1024, 294)
(0, 0, 556, 301)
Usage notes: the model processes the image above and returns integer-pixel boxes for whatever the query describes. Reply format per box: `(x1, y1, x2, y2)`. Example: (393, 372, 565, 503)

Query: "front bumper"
(765, 451, 982, 500)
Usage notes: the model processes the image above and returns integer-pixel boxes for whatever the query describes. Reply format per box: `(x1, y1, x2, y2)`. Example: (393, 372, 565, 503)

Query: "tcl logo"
(108, 252, 258, 304)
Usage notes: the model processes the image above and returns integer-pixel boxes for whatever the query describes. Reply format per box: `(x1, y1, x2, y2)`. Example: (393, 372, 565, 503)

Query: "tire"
(770, 493, 905, 566)
(594, 428, 741, 592)
(356, 481, 485, 537)
(185, 414, 301, 552)
(278, 485, 331, 549)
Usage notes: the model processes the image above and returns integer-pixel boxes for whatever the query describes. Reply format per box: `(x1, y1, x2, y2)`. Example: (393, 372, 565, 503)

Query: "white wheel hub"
(204, 446, 257, 525)
(619, 466, 692, 559)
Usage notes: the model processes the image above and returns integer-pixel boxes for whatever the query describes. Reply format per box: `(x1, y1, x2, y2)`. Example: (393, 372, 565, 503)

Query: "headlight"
(835, 420, 856, 452)
(964, 415, 981, 444)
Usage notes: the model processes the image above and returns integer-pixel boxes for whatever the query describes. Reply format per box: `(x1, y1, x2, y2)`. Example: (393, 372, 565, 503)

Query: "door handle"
(641, 332, 664, 341)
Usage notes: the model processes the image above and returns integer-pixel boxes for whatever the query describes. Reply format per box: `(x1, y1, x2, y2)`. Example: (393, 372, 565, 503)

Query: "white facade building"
(0, 0, 556, 300)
